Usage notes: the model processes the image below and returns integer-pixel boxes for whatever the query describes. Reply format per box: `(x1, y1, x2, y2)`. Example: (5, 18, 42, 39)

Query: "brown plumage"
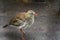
(3, 10, 37, 40)
(3, 12, 26, 28)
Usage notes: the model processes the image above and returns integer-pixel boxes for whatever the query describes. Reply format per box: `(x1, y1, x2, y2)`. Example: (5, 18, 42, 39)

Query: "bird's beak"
(34, 13, 38, 16)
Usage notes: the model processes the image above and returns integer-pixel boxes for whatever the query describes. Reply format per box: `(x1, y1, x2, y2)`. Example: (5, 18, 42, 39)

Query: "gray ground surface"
(0, 0, 60, 40)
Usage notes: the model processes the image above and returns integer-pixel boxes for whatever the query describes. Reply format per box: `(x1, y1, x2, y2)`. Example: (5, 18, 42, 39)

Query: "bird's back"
(9, 12, 26, 26)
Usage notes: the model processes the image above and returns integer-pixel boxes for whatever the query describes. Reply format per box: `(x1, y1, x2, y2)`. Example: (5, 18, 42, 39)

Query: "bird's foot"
(20, 28, 25, 34)
(22, 37, 25, 40)
(23, 31, 25, 34)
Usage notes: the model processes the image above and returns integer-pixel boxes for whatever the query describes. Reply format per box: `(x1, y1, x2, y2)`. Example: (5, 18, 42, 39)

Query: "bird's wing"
(9, 12, 26, 26)
(15, 12, 26, 21)
(9, 18, 27, 28)
(18, 21, 27, 29)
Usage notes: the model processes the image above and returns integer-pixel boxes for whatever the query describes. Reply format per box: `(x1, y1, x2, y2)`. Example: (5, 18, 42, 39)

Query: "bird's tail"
(3, 24, 9, 28)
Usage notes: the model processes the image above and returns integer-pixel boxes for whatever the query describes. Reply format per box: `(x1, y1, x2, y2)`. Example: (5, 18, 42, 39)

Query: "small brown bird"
(3, 10, 38, 40)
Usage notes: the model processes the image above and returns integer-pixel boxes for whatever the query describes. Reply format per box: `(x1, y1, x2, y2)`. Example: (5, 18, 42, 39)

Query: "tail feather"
(3, 24, 8, 28)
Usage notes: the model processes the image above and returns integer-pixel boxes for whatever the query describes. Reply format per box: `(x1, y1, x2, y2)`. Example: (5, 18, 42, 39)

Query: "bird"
(3, 10, 38, 40)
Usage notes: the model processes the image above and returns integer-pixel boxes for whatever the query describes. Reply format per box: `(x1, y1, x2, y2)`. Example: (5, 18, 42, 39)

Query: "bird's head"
(25, 10, 38, 18)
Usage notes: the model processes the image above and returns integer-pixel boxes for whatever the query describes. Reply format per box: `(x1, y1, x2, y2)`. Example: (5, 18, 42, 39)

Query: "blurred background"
(0, 0, 60, 40)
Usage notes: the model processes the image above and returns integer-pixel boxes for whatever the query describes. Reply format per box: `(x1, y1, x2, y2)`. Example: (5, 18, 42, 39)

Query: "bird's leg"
(20, 28, 25, 40)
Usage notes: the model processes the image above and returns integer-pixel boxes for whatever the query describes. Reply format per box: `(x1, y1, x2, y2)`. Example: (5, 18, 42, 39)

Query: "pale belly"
(23, 16, 34, 29)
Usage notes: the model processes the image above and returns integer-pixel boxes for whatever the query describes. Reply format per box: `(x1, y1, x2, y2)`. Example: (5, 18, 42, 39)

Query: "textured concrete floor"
(0, 0, 60, 40)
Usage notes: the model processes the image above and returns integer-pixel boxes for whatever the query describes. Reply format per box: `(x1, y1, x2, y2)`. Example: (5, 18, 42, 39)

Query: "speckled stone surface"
(0, 0, 60, 40)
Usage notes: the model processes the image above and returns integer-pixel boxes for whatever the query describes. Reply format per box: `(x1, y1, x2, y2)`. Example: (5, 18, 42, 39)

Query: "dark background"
(0, 0, 60, 40)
